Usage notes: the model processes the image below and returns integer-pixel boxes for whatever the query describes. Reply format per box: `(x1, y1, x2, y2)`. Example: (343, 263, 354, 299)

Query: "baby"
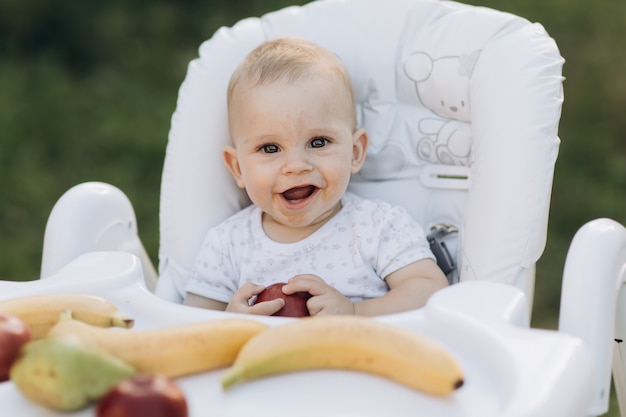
(184, 37, 448, 316)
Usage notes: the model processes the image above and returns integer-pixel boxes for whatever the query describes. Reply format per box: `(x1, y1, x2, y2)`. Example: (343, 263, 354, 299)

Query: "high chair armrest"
(559, 218, 626, 416)
(41, 182, 157, 292)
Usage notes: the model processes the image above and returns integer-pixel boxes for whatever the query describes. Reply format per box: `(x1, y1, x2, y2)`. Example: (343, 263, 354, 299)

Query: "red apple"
(96, 374, 188, 417)
(0, 312, 32, 382)
(254, 282, 311, 317)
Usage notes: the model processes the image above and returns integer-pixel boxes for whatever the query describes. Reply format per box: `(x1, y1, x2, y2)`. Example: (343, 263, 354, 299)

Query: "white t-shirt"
(185, 192, 434, 303)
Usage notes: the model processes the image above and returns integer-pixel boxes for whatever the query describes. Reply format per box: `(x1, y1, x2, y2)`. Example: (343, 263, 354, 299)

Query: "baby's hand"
(226, 282, 284, 315)
(283, 274, 355, 316)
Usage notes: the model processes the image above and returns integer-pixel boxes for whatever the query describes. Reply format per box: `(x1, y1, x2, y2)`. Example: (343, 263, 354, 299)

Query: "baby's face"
(224, 75, 366, 237)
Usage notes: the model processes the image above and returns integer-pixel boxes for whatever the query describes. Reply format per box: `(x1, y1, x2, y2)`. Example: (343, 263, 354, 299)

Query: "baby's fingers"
(248, 298, 285, 316)
(284, 274, 326, 295)
(231, 282, 265, 304)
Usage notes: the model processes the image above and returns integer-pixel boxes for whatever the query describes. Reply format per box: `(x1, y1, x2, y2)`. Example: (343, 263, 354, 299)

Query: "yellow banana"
(0, 294, 134, 338)
(47, 316, 268, 378)
(221, 315, 464, 396)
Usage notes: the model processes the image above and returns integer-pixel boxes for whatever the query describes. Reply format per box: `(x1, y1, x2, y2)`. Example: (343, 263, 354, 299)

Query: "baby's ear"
(222, 146, 246, 188)
(351, 128, 369, 173)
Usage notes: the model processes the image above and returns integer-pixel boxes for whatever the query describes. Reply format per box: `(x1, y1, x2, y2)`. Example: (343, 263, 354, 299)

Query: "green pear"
(10, 335, 135, 411)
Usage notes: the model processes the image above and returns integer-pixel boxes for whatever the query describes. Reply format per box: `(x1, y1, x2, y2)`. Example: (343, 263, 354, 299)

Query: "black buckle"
(427, 224, 458, 284)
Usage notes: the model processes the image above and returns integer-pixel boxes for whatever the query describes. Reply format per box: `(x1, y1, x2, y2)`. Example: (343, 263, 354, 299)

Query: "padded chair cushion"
(156, 0, 563, 302)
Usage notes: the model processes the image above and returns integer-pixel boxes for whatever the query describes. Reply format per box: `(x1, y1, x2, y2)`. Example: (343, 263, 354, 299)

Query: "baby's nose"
(282, 149, 313, 173)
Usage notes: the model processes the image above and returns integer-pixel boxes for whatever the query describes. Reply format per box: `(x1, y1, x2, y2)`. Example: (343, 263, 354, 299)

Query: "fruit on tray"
(0, 293, 134, 338)
(47, 316, 268, 377)
(10, 335, 135, 411)
(253, 282, 311, 317)
(221, 315, 464, 396)
(96, 374, 188, 417)
(0, 312, 33, 382)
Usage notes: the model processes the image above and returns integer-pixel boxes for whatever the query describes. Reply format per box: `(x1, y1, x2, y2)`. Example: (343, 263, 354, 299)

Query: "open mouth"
(281, 185, 317, 203)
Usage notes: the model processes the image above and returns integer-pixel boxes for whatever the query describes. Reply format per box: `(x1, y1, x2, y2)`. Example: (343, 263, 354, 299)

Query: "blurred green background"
(1, 0, 625, 412)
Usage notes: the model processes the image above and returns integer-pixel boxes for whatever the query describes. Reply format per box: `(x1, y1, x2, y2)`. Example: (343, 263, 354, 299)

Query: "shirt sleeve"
(184, 225, 239, 303)
(376, 204, 435, 279)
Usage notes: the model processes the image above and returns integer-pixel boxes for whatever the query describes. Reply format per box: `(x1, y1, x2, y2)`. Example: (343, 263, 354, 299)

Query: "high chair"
(4, 0, 625, 415)
(43, 0, 565, 306)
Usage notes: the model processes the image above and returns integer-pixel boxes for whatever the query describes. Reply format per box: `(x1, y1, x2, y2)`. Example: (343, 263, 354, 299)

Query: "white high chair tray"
(0, 252, 594, 417)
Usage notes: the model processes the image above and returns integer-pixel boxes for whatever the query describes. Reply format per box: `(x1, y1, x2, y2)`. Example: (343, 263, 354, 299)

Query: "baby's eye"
(260, 144, 280, 154)
(309, 137, 329, 148)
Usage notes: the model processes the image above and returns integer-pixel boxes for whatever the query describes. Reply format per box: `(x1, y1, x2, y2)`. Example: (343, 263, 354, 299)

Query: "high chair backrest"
(155, 0, 564, 305)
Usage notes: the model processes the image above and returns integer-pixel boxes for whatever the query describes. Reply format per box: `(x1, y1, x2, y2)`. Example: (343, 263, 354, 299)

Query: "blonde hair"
(227, 37, 357, 128)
